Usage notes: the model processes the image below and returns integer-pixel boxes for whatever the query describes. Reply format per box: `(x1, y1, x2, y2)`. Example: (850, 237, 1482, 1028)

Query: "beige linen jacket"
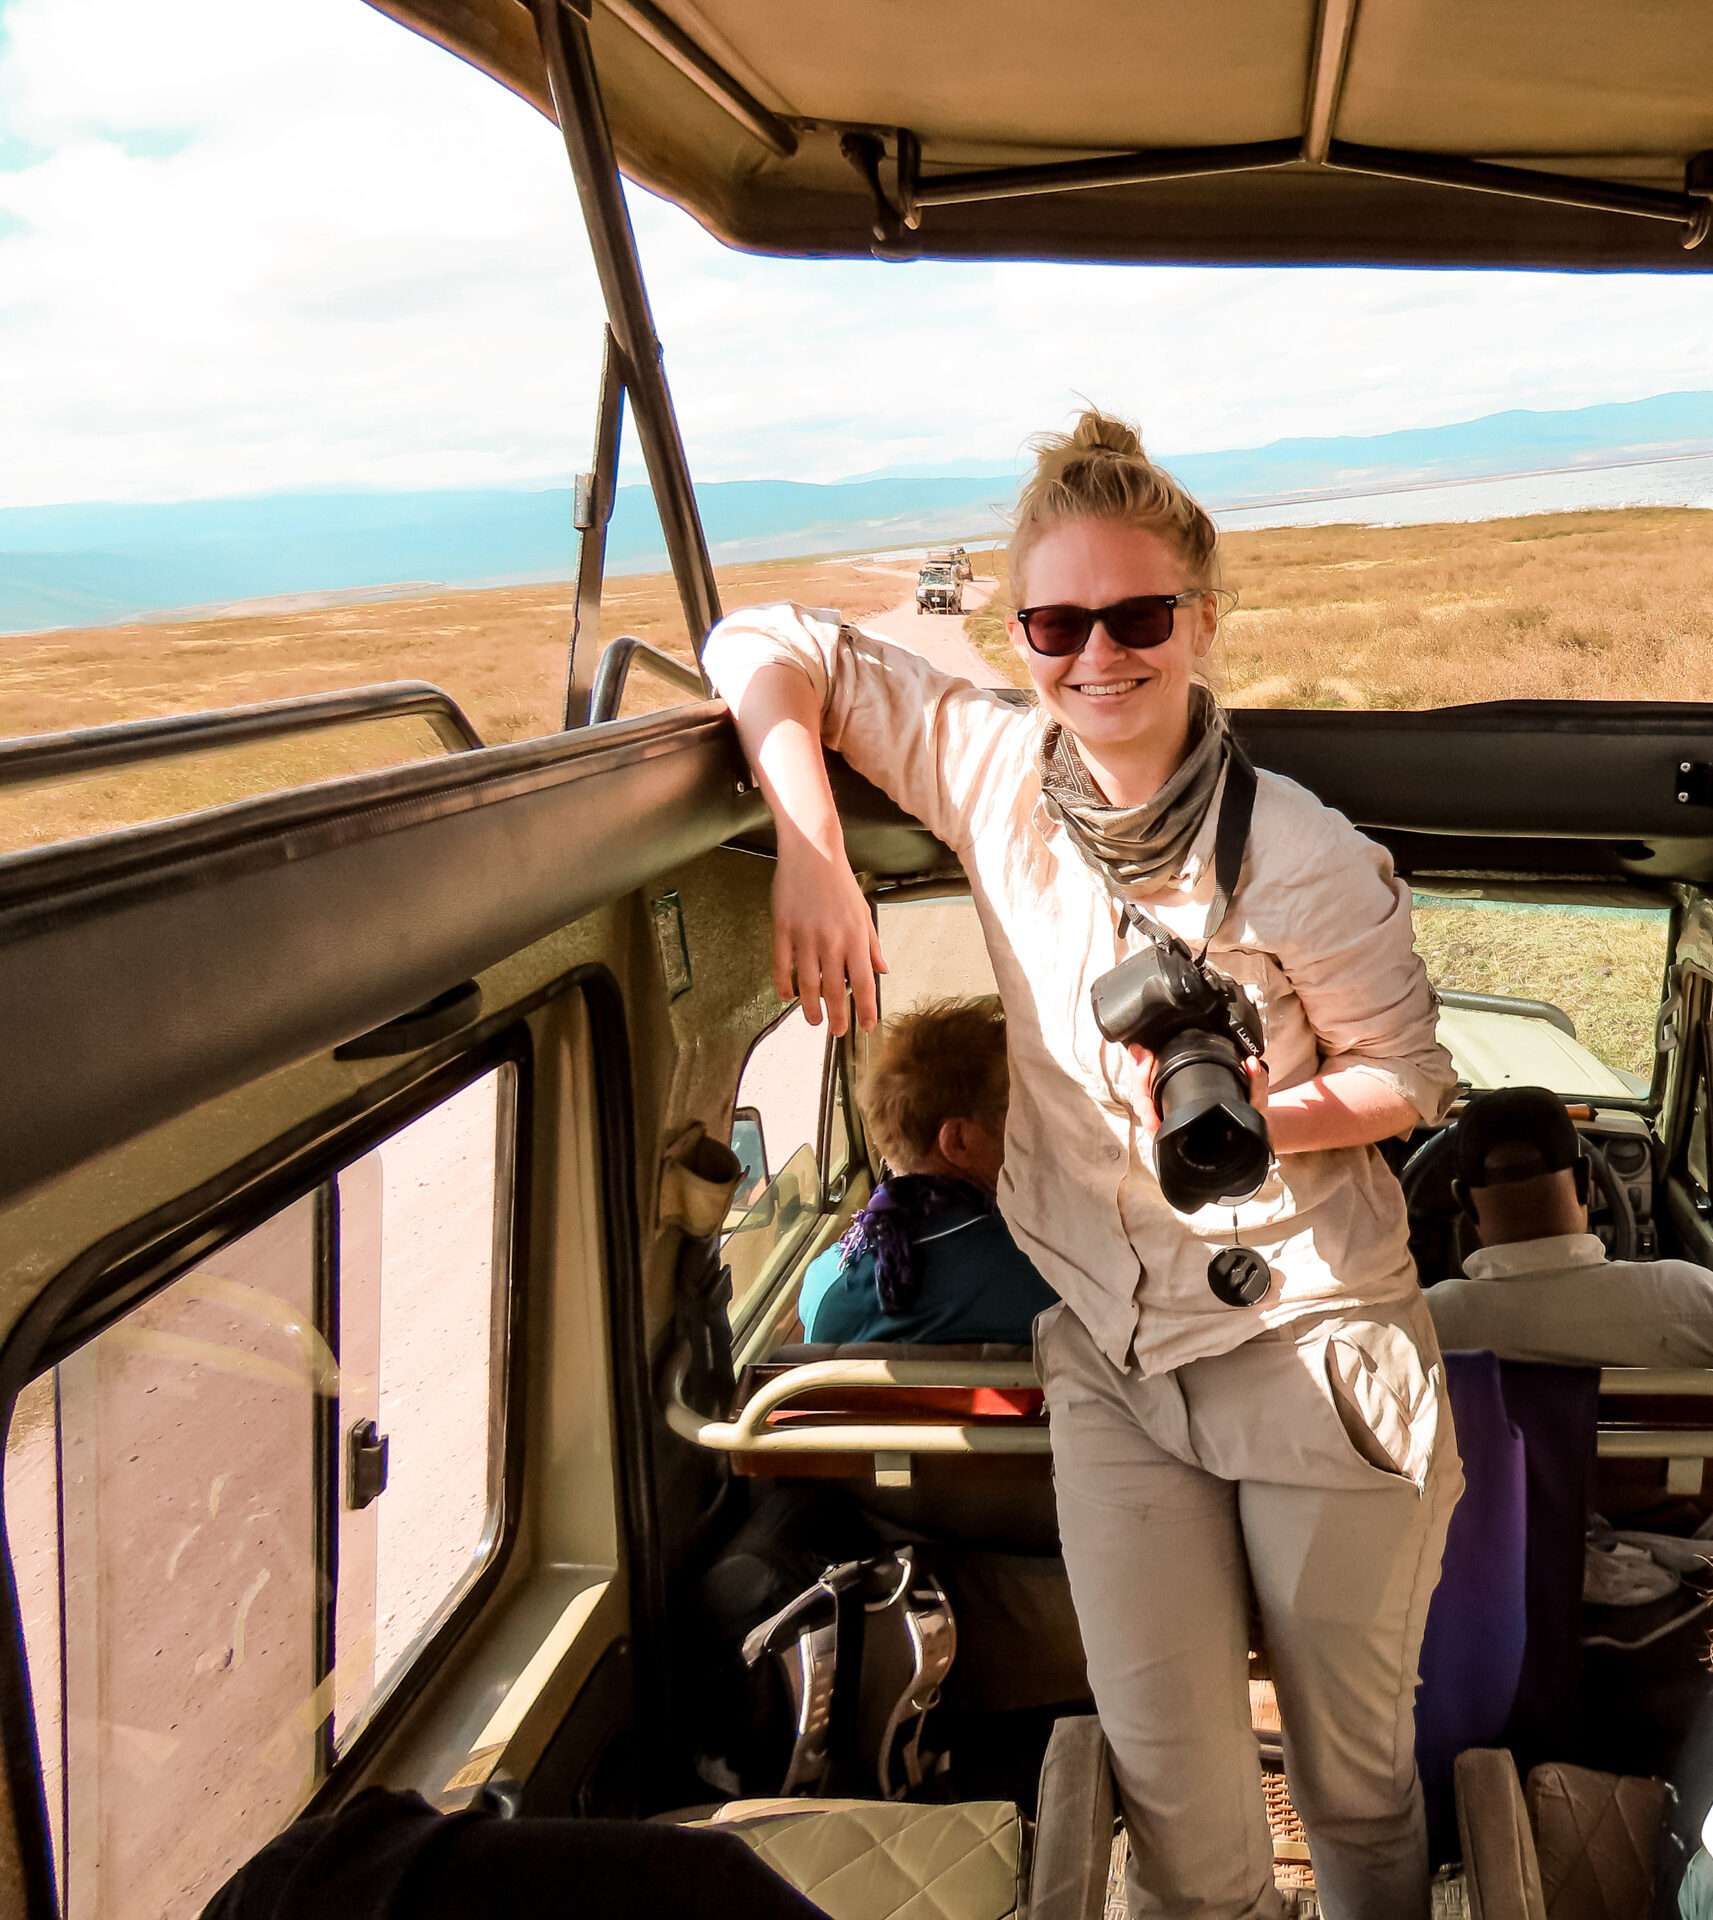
(704, 603, 1458, 1378)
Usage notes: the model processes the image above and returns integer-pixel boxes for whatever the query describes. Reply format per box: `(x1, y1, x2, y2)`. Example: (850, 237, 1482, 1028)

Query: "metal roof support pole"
(1301, 0, 1360, 165)
(911, 139, 1302, 209)
(533, 0, 721, 668)
(564, 325, 628, 728)
(1326, 141, 1709, 247)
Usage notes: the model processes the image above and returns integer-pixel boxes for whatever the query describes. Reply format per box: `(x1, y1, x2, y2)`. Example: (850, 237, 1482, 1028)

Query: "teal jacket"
(800, 1190, 1057, 1346)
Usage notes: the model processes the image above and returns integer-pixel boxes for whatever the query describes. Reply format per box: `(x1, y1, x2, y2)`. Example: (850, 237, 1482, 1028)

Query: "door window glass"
(723, 1010, 828, 1325)
(7, 1198, 324, 1920)
(875, 894, 996, 1014)
(876, 886, 1674, 1104)
(333, 1070, 510, 1743)
(1411, 893, 1670, 1097)
(2, 1067, 514, 1916)
(824, 1046, 853, 1196)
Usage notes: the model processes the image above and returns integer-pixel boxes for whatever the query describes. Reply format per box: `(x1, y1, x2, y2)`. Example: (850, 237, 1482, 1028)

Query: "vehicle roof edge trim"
(0, 713, 758, 1199)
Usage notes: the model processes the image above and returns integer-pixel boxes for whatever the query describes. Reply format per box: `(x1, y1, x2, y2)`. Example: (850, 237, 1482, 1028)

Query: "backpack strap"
(740, 1549, 958, 1799)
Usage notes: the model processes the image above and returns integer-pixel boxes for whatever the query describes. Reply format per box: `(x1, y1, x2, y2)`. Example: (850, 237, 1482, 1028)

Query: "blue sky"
(1, 0, 1710, 510)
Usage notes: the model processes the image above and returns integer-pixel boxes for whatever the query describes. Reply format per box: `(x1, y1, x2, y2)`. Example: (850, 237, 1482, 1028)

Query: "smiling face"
(1008, 518, 1217, 777)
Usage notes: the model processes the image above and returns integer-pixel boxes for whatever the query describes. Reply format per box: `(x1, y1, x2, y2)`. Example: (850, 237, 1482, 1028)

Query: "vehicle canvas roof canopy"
(370, 0, 1712, 267)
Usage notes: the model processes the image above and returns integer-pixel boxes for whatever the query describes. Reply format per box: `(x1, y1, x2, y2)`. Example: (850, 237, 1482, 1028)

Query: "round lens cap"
(1207, 1247, 1272, 1308)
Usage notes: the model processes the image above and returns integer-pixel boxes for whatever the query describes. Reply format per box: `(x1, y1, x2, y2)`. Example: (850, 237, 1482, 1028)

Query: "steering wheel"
(1400, 1117, 1639, 1281)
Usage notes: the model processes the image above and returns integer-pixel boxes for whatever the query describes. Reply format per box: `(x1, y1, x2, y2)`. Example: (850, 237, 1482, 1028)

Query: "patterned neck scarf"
(1038, 682, 1229, 894)
(838, 1174, 995, 1313)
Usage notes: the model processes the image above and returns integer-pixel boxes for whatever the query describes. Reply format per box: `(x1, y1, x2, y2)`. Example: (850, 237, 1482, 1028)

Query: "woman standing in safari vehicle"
(703, 409, 1463, 1920)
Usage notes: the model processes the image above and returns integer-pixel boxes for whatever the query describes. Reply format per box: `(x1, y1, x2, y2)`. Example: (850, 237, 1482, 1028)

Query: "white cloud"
(0, 0, 1709, 508)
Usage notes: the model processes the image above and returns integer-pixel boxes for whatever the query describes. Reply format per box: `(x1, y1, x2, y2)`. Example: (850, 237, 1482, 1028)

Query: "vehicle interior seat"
(662, 1714, 1116, 1920)
(1590, 1373, 1713, 1530)
(723, 1343, 1086, 1711)
(675, 1799, 1023, 1920)
(1454, 1746, 1672, 1920)
(733, 1341, 1057, 1552)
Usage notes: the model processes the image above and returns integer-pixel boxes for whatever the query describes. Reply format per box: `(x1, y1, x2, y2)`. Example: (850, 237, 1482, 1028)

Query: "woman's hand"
(1243, 1055, 1269, 1115)
(1126, 1046, 1269, 1136)
(718, 660, 888, 1036)
(772, 841, 887, 1035)
(1125, 1044, 1158, 1136)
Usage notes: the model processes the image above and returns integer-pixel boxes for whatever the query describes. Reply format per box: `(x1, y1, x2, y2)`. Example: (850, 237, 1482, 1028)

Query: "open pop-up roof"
(371, 0, 1711, 268)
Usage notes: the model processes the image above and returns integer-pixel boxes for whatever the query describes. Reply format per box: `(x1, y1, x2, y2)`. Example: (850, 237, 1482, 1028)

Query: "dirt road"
(849, 567, 1000, 684)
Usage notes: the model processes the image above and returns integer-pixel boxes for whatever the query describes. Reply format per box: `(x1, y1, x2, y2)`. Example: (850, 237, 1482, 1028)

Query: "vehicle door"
(0, 691, 788, 1918)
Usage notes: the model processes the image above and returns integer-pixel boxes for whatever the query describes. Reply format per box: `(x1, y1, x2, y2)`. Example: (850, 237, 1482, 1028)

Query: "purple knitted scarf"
(838, 1174, 996, 1313)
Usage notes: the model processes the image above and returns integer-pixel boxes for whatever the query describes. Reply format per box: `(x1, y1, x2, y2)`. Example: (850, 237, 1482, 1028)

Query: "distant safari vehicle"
(916, 561, 964, 614)
(928, 545, 974, 582)
(5, 3, 1713, 1918)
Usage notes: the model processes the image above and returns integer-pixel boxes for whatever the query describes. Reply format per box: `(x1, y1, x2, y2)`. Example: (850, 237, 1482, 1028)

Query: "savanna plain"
(11, 507, 1706, 763)
(5, 505, 1703, 1082)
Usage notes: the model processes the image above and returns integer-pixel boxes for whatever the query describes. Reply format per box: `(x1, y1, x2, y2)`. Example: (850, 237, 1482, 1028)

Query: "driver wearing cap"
(1425, 1085, 1713, 1366)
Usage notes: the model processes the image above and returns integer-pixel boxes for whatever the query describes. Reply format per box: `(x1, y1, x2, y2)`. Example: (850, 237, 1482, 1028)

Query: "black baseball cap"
(1455, 1086, 1582, 1188)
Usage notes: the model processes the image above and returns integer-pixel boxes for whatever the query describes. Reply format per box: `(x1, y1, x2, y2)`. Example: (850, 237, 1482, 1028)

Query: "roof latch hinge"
(1675, 760, 1713, 808)
(839, 129, 922, 260)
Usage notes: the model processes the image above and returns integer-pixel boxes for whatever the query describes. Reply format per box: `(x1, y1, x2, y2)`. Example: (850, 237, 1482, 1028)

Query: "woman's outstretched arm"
(707, 600, 1029, 1034)
(722, 657, 886, 1036)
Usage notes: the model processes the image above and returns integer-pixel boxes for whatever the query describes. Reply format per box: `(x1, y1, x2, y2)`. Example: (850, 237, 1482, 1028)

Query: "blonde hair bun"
(1011, 405, 1218, 595)
(1067, 409, 1145, 460)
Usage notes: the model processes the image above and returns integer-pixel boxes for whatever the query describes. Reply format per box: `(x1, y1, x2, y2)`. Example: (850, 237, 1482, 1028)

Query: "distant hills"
(3, 389, 1711, 634)
(850, 390, 1713, 499)
(0, 478, 1008, 634)
(1166, 389, 1713, 505)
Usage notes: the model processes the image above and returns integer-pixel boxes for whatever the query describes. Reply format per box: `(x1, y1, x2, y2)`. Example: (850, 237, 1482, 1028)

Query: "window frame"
(723, 1002, 859, 1348)
(1409, 885, 1679, 1114)
(1670, 964, 1713, 1218)
(0, 1031, 533, 1910)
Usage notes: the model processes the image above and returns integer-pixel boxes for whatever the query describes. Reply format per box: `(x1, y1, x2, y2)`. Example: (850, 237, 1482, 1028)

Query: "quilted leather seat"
(1455, 1748, 1672, 1919)
(688, 1799, 1021, 1920)
(666, 1714, 1114, 1920)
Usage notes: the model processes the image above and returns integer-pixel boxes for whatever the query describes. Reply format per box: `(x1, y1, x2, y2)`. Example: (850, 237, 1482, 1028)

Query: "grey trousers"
(1036, 1297, 1463, 1920)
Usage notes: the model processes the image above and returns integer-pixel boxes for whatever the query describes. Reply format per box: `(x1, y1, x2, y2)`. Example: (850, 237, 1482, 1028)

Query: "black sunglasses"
(1014, 590, 1209, 658)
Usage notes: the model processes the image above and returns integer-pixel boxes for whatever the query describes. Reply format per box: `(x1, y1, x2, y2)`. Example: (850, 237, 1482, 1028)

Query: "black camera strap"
(1117, 739, 1258, 959)
(1203, 741, 1257, 956)
(1103, 742, 1272, 1302)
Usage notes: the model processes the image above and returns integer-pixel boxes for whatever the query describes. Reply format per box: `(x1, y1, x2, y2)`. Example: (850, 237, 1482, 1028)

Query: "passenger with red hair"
(798, 993, 1056, 1346)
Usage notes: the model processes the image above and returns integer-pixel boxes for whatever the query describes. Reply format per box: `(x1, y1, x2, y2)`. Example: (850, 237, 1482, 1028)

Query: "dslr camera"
(1090, 934, 1271, 1214)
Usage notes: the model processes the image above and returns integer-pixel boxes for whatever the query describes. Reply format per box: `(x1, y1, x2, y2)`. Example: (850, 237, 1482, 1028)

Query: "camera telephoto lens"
(1152, 1030, 1272, 1212)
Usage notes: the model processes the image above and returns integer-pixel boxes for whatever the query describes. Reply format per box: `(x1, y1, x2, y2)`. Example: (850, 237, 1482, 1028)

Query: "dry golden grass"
(966, 506, 1713, 707)
(1412, 901, 1667, 1084)
(0, 553, 902, 851)
(3, 517, 1689, 1075)
(6, 506, 1708, 856)
(2, 553, 902, 745)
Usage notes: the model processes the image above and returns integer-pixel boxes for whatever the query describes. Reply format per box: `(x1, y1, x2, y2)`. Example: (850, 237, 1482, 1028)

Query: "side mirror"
(730, 1107, 769, 1210)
